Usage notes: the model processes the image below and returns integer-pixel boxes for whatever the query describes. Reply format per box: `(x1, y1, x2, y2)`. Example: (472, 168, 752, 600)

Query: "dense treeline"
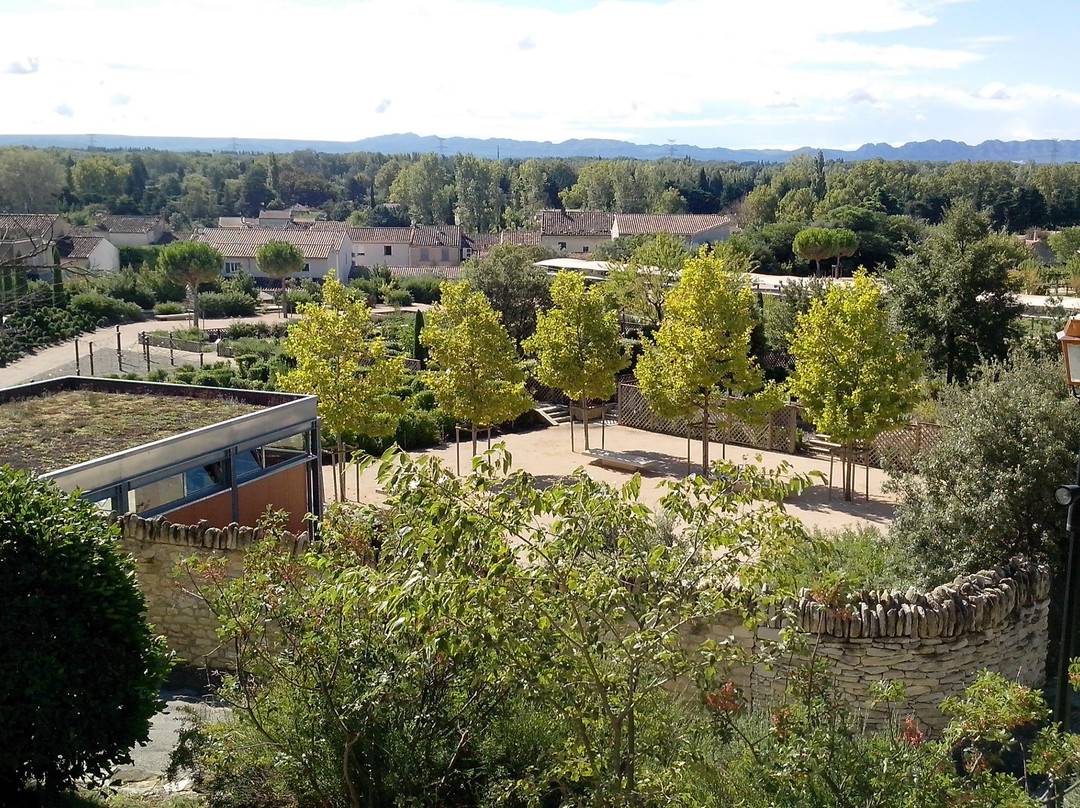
(2, 145, 1079, 242)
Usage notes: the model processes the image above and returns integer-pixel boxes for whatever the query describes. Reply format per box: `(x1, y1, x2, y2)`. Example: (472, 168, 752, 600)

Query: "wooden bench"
(582, 448, 659, 473)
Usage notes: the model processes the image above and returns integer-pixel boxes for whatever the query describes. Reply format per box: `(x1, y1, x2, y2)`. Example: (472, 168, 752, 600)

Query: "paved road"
(114, 668, 231, 786)
(0, 312, 288, 388)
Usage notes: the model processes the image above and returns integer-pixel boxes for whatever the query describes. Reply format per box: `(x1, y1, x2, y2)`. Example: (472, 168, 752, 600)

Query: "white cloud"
(0, 0, 1072, 147)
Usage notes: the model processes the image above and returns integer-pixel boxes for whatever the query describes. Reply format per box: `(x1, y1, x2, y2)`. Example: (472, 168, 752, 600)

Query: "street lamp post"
(1054, 316, 1080, 729)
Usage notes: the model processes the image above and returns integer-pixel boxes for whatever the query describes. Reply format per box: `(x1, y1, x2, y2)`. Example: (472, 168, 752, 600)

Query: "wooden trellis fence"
(616, 383, 798, 454)
(869, 421, 943, 472)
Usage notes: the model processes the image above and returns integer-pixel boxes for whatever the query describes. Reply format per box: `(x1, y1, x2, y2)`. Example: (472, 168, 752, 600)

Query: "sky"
(0, 0, 1077, 150)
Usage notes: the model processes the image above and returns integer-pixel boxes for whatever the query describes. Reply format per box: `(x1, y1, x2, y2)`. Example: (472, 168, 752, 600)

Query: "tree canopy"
(279, 279, 407, 499)
(788, 270, 923, 500)
(524, 271, 628, 449)
(637, 247, 781, 471)
(0, 468, 171, 793)
(157, 240, 224, 328)
(462, 243, 552, 345)
(255, 239, 306, 317)
(420, 280, 533, 458)
(888, 202, 1029, 384)
(605, 232, 689, 326)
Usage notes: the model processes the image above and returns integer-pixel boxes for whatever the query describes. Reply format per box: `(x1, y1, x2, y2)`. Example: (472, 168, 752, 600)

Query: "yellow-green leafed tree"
(279, 279, 407, 500)
(524, 271, 628, 451)
(636, 247, 783, 473)
(421, 280, 533, 462)
(789, 270, 923, 501)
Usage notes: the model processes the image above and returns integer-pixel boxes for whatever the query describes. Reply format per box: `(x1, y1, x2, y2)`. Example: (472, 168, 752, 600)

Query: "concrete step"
(535, 404, 571, 426)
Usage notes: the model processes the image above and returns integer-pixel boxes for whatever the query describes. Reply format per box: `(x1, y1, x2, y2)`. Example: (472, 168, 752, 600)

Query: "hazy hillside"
(1, 133, 1078, 163)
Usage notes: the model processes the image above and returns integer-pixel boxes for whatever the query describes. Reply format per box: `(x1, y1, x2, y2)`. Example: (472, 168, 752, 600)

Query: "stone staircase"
(535, 403, 571, 426)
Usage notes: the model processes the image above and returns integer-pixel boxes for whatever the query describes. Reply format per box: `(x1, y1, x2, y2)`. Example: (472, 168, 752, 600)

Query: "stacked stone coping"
(784, 555, 1051, 640)
(111, 511, 309, 554)
(113, 512, 1052, 732)
(112, 512, 309, 668)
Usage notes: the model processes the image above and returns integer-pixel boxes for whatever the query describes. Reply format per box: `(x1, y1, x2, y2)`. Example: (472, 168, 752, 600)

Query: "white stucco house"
(59, 234, 121, 274)
(190, 226, 353, 283)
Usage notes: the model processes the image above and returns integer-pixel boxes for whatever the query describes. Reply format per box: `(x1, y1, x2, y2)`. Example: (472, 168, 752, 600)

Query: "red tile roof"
(0, 213, 63, 242)
(612, 213, 733, 237)
(411, 225, 461, 248)
(59, 235, 107, 260)
(191, 226, 346, 260)
(537, 210, 614, 236)
(97, 215, 163, 234)
(310, 222, 461, 248)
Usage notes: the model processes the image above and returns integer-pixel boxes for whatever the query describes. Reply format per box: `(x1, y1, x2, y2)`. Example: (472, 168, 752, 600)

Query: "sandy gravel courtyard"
(325, 422, 896, 534)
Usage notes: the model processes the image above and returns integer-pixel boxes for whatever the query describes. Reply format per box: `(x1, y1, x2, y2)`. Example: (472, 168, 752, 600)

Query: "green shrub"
(384, 287, 414, 307)
(67, 290, 145, 325)
(411, 389, 437, 411)
(225, 321, 289, 340)
(400, 277, 442, 304)
(0, 469, 171, 792)
(771, 524, 911, 601)
(219, 337, 281, 358)
(89, 267, 157, 309)
(283, 289, 314, 310)
(153, 301, 185, 315)
(222, 271, 257, 299)
(198, 290, 257, 318)
(889, 353, 1078, 586)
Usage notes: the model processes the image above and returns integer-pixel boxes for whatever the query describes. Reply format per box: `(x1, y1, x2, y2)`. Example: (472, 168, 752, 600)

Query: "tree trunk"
(814, 258, 822, 276)
(582, 395, 590, 451)
(843, 440, 854, 501)
(190, 283, 200, 331)
(471, 424, 478, 458)
(701, 395, 710, 475)
(337, 438, 346, 502)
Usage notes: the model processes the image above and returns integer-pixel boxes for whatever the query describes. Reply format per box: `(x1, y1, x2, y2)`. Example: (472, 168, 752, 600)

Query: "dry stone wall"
(112, 512, 308, 668)
(690, 557, 1051, 732)
(114, 513, 1050, 732)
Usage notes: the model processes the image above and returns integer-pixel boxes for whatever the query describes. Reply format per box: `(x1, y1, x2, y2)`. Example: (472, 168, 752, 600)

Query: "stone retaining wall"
(690, 556, 1051, 731)
(115, 512, 1050, 731)
(113, 512, 309, 668)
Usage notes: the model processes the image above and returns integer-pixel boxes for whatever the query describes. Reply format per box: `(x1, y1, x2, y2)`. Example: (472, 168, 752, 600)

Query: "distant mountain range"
(0, 132, 1078, 163)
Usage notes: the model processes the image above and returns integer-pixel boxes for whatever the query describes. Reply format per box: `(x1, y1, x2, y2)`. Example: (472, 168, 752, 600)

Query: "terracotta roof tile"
(0, 213, 63, 241)
(537, 210, 614, 236)
(191, 226, 345, 260)
(59, 235, 106, 260)
(612, 213, 733, 236)
(97, 215, 163, 234)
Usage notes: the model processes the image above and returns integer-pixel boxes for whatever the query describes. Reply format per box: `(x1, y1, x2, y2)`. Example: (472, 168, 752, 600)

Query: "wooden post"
(199, 349, 204, 368)
(169, 332, 175, 366)
(88, 342, 95, 376)
(115, 325, 122, 373)
(74, 340, 81, 375)
(686, 420, 692, 477)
